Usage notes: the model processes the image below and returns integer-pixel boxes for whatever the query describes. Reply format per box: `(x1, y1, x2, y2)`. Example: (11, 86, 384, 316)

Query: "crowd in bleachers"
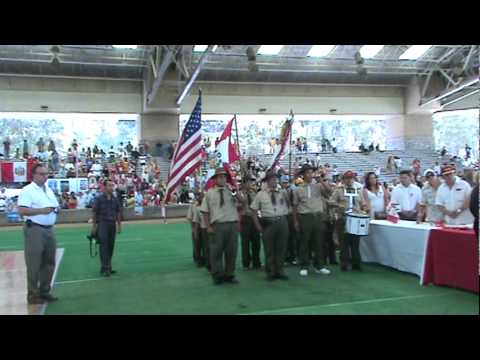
(1, 134, 478, 224)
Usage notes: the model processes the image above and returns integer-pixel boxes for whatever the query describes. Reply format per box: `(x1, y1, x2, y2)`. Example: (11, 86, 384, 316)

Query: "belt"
(28, 222, 53, 229)
(262, 216, 285, 222)
(299, 212, 324, 217)
(216, 221, 238, 224)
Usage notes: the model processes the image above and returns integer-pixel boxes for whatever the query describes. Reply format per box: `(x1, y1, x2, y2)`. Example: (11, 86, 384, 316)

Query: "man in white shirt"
(18, 164, 60, 304)
(435, 165, 474, 225)
(389, 170, 422, 220)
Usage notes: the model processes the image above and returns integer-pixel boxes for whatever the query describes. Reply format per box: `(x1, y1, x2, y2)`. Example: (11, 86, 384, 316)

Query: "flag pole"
(233, 114, 242, 177)
(288, 110, 293, 181)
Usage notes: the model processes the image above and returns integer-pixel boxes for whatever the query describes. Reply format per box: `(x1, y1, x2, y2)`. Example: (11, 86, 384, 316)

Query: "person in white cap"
(435, 165, 474, 225)
(417, 169, 444, 224)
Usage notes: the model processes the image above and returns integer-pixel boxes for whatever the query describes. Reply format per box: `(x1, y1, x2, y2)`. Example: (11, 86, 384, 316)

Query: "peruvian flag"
(214, 115, 240, 165)
(205, 116, 240, 191)
(1, 161, 28, 183)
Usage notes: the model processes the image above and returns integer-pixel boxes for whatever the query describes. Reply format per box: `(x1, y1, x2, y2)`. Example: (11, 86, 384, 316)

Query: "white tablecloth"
(359, 220, 435, 282)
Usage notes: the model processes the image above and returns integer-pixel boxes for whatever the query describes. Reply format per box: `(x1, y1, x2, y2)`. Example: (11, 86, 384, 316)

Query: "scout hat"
(213, 167, 229, 178)
(343, 170, 357, 179)
(262, 170, 278, 182)
(441, 165, 456, 176)
(298, 163, 317, 176)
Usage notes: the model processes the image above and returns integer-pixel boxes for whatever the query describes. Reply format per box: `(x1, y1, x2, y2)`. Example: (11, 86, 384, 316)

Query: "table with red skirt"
(422, 227, 479, 293)
(360, 220, 479, 294)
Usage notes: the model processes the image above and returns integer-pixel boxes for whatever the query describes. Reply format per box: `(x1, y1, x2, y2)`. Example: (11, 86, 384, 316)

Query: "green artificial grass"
(0, 222, 478, 315)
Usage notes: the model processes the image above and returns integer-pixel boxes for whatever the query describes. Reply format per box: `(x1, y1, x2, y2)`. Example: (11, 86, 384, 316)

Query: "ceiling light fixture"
(257, 45, 283, 55)
(193, 45, 208, 52)
(399, 45, 432, 60)
(112, 45, 138, 49)
(421, 78, 479, 106)
(441, 89, 480, 108)
(359, 45, 384, 59)
(307, 45, 335, 57)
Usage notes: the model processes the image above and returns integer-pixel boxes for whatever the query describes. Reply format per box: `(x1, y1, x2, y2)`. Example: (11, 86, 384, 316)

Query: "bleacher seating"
(154, 149, 447, 184)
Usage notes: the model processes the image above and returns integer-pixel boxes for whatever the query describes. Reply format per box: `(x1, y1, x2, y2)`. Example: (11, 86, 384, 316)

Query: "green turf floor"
(1, 222, 478, 315)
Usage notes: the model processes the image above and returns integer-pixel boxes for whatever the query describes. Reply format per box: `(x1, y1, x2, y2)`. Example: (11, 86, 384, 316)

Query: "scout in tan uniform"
(280, 175, 298, 265)
(292, 164, 332, 277)
(191, 192, 209, 269)
(251, 171, 290, 280)
(329, 170, 368, 271)
(187, 198, 203, 266)
(239, 176, 262, 270)
(200, 167, 243, 285)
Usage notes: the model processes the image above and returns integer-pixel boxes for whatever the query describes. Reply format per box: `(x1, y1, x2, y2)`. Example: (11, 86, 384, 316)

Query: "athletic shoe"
(299, 269, 308, 276)
(314, 268, 331, 275)
(224, 276, 239, 284)
(27, 297, 46, 305)
(291, 260, 298, 265)
(40, 293, 59, 302)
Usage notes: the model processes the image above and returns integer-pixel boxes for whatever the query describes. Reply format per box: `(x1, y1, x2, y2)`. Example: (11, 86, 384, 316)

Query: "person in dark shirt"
(470, 183, 478, 239)
(92, 180, 122, 277)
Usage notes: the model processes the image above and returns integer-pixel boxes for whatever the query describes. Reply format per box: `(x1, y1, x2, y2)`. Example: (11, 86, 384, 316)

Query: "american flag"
(165, 94, 202, 203)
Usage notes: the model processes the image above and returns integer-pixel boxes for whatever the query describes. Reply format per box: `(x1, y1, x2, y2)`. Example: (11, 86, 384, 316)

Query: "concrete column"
(385, 115, 405, 150)
(404, 113, 434, 151)
(400, 77, 440, 151)
(139, 113, 179, 156)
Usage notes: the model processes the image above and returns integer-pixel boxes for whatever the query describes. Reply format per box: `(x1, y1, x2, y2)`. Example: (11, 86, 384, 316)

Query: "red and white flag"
(165, 94, 203, 203)
(1, 161, 27, 183)
(206, 116, 240, 191)
(214, 115, 240, 165)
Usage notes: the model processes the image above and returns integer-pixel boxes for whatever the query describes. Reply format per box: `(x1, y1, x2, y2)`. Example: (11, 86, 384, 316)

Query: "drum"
(345, 212, 370, 236)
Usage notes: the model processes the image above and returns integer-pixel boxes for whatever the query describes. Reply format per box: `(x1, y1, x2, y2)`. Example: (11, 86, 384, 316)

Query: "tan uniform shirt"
(293, 182, 329, 214)
(239, 189, 257, 217)
(199, 186, 239, 224)
(186, 203, 195, 222)
(192, 204, 208, 229)
(250, 189, 289, 218)
(329, 185, 366, 219)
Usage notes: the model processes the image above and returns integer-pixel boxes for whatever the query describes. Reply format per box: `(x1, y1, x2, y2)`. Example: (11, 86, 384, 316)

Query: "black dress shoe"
(275, 274, 289, 280)
(28, 297, 46, 305)
(224, 276, 239, 284)
(341, 265, 348, 272)
(352, 265, 363, 272)
(110, 270, 117, 275)
(40, 293, 59, 302)
(330, 261, 339, 265)
(266, 275, 276, 281)
(101, 270, 111, 277)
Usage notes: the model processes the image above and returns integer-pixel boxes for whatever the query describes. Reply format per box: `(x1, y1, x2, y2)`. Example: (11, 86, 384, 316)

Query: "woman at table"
(362, 172, 390, 220)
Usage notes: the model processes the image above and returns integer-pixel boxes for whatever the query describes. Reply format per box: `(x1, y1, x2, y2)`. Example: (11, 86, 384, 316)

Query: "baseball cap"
(423, 169, 435, 177)
(343, 170, 356, 178)
(441, 165, 456, 176)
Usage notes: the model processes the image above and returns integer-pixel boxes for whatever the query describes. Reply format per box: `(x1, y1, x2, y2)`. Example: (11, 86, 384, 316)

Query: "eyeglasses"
(36, 172, 49, 176)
